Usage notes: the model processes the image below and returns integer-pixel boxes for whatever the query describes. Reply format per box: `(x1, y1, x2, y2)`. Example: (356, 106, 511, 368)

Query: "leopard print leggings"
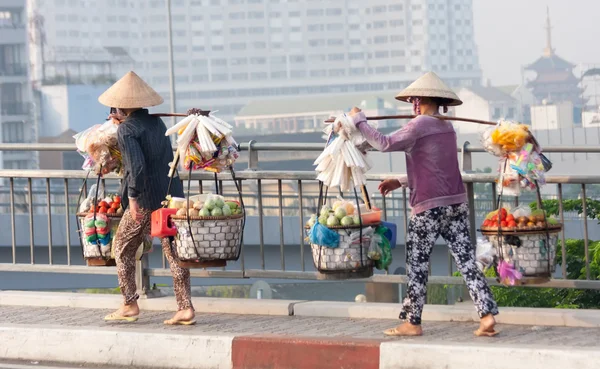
(113, 208, 193, 311)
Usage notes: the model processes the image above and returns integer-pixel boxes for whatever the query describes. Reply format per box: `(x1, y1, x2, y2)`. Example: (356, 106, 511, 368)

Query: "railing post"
(247, 140, 259, 170)
(365, 282, 399, 303)
(462, 141, 477, 248)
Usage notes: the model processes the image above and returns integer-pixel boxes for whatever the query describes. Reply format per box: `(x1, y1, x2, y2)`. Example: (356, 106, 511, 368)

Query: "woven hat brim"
(395, 72, 463, 106)
(395, 89, 463, 106)
(98, 71, 164, 109)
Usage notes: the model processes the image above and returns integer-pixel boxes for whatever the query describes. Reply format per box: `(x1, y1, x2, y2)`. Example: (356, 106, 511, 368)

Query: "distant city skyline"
(474, 0, 599, 85)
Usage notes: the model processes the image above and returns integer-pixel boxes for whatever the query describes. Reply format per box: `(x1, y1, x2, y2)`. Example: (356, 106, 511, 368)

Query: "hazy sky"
(473, 0, 599, 86)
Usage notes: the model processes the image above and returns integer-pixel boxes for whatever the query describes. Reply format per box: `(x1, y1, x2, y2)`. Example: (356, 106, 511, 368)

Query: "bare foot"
(474, 314, 499, 337)
(164, 308, 196, 326)
(383, 322, 423, 337)
(104, 302, 139, 322)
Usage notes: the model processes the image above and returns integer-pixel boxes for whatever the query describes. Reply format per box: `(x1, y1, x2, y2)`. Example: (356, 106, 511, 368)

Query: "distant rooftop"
(462, 85, 516, 103)
(526, 54, 575, 73)
(236, 92, 405, 118)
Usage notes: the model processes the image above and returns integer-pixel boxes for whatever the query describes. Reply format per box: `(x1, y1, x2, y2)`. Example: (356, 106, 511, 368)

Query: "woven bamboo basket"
(310, 225, 377, 280)
(481, 225, 562, 281)
(76, 213, 122, 266)
(171, 214, 243, 268)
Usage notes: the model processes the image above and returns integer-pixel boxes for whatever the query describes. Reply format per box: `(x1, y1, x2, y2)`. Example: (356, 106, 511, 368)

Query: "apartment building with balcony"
(29, 0, 482, 123)
(0, 0, 36, 170)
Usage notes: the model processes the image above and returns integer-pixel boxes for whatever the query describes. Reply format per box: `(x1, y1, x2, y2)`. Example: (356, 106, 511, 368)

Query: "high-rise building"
(0, 0, 36, 170)
(28, 0, 481, 122)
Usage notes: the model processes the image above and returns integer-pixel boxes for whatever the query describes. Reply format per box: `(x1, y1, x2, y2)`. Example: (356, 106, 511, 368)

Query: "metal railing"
(1, 142, 599, 292)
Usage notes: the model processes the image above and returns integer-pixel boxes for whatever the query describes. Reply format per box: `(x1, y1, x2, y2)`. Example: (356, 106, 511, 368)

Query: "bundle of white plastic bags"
(165, 113, 239, 172)
(313, 113, 375, 192)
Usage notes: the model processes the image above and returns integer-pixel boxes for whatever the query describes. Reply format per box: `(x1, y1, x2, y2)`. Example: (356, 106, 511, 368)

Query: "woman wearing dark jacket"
(98, 71, 195, 325)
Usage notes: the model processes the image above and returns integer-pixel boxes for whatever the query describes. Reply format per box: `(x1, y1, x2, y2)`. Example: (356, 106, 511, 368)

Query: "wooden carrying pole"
(324, 114, 497, 126)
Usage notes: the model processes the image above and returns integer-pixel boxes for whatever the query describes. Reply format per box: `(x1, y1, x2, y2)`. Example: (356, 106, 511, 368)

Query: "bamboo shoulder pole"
(324, 114, 497, 126)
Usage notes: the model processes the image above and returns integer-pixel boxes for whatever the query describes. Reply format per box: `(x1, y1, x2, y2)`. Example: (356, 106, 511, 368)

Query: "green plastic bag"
(374, 226, 392, 271)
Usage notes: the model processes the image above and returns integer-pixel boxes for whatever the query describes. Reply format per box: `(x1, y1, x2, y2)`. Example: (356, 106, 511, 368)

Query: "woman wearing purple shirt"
(351, 72, 499, 337)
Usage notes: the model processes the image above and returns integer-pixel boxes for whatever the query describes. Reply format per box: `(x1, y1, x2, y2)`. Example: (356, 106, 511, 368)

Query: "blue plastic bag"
(380, 221, 397, 249)
(308, 223, 340, 248)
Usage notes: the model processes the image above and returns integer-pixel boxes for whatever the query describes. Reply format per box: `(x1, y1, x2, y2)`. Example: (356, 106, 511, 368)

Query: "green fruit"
(199, 208, 211, 217)
(307, 215, 317, 228)
(318, 216, 328, 225)
(547, 217, 558, 225)
(326, 215, 340, 227)
(222, 205, 232, 216)
(334, 208, 347, 220)
(214, 198, 225, 209)
(225, 201, 238, 209)
(531, 209, 545, 218)
(320, 205, 331, 217)
(205, 199, 216, 211)
(340, 216, 354, 226)
(353, 215, 361, 225)
(211, 207, 223, 216)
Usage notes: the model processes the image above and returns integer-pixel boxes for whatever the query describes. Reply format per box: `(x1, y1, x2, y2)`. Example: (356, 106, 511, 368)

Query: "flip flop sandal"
(104, 312, 139, 322)
(164, 319, 196, 326)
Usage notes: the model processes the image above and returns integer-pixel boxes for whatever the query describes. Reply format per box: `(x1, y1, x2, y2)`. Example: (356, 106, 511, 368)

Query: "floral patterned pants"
(400, 203, 498, 325)
(113, 208, 193, 311)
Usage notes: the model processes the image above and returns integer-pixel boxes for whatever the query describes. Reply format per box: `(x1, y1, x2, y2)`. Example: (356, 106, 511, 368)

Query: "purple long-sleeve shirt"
(353, 112, 467, 216)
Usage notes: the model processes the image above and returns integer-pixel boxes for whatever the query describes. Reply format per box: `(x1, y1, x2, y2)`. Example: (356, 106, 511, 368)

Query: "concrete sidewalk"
(1, 292, 600, 369)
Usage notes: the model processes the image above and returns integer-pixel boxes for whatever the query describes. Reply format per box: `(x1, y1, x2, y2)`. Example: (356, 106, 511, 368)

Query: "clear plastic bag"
(497, 158, 520, 197)
(339, 227, 373, 249)
(475, 238, 495, 272)
(368, 235, 383, 261)
(511, 205, 531, 219)
(79, 184, 105, 213)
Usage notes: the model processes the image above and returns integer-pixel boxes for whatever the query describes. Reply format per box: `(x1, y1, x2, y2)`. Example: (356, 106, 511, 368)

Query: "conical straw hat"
(395, 72, 462, 106)
(98, 71, 164, 108)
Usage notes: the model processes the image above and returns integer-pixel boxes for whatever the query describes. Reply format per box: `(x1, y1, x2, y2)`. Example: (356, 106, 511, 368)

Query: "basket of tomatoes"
(479, 207, 562, 278)
(76, 195, 124, 266)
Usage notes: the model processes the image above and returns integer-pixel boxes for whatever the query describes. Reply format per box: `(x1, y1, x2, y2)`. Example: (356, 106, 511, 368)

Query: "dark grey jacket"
(117, 109, 184, 211)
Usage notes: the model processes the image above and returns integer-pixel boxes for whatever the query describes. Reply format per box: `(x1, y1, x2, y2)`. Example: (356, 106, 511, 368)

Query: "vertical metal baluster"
(28, 178, 34, 264)
(65, 179, 71, 265)
(10, 177, 16, 264)
(298, 180, 305, 271)
(402, 187, 409, 271)
(219, 180, 223, 196)
(238, 179, 245, 274)
(46, 178, 53, 265)
(382, 195, 388, 221)
(278, 179, 285, 271)
(557, 184, 566, 279)
(199, 180, 203, 194)
(491, 182, 497, 210)
(257, 179, 265, 269)
(582, 184, 590, 280)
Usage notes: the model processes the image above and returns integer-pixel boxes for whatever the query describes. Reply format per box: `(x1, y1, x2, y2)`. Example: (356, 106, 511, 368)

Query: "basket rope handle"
(75, 170, 93, 260)
(229, 166, 246, 261)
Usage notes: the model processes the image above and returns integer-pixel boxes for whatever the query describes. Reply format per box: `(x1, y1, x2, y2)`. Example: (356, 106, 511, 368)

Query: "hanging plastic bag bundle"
(165, 111, 239, 173)
(313, 113, 376, 192)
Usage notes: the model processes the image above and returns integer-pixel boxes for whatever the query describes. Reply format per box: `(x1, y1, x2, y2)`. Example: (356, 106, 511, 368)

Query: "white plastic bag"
(475, 238, 495, 272)
(512, 205, 531, 219)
